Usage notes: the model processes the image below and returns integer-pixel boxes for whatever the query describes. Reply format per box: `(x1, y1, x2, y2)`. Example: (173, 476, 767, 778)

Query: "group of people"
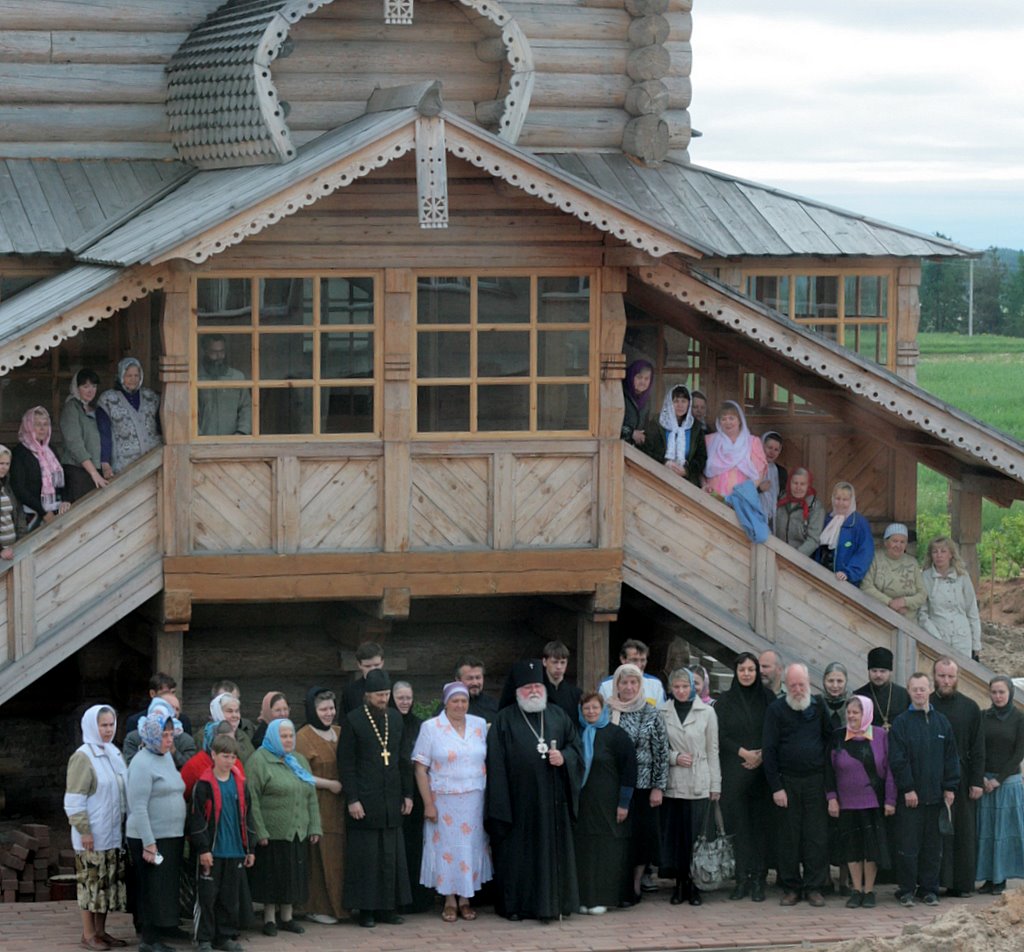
(0, 358, 160, 557)
(622, 361, 983, 664)
(63, 637, 1023, 951)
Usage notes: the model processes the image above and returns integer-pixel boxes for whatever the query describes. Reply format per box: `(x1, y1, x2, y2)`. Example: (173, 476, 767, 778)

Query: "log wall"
(0, 0, 691, 160)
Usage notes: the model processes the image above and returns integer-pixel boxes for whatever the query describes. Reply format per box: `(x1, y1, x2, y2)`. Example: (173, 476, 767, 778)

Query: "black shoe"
(505, 913, 522, 921)
(845, 890, 863, 909)
(278, 919, 305, 934)
(861, 891, 876, 908)
(991, 882, 1006, 896)
(688, 887, 702, 907)
(751, 880, 766, 903)
(978, 881, 994, 894)
(730, 879, 751, 901)
(262, 921, 278, 937)
(377, 912, 404, 925)
(358, 912, 376, 928)
(923, 893, 939, 907)
(670, 881, 685, 905)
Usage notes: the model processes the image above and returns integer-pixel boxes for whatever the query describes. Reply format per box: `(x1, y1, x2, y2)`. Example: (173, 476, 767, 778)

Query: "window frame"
(190, 271, 382, 441)
(412, 269, 599, 438)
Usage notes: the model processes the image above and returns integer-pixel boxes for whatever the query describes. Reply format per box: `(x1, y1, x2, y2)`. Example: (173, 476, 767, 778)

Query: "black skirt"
(127, 837, 184, 934)
(247, 837, 308, 905)
(628, 789, 661, 868)
(837, 808, 890, 868)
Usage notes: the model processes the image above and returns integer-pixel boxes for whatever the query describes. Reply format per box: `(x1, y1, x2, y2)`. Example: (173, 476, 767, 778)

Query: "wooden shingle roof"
(544, 153, 974, 259)
(0, 159, 192, 256)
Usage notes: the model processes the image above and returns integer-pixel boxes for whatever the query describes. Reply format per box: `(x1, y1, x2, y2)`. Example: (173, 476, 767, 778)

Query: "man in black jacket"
(930, 657, 984, 897)
(888, 672, 960, 907)
(338, 669, 414, 928)
(762, 663, 832, 907)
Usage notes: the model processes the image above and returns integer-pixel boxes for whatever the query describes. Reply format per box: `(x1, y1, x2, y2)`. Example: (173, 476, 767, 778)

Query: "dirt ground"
(977, 578, 1024, 677)
(826, 888, 1024, 952)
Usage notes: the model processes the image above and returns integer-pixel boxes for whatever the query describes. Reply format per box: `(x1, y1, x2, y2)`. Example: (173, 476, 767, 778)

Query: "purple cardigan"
(825, 729, 897, 810)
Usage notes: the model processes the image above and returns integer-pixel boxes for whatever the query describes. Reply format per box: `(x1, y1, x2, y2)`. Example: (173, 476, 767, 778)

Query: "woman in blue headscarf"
(246, 718, 321, 937)
(573, 692, 637, 915)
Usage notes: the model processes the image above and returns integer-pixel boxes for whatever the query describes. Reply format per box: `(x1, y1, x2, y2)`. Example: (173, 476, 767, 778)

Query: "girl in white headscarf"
(643, 385, 707, 487)
(702, 400, 767, 496)
(64, 705, 129, 950)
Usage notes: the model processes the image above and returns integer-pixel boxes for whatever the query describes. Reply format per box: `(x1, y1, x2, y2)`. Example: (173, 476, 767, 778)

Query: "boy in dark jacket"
(888, 672, 960, 907)
(189, 734, 256, 952)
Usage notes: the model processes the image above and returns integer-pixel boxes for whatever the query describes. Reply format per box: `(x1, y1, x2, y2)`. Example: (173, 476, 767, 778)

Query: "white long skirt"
(420, 789, 493, 898)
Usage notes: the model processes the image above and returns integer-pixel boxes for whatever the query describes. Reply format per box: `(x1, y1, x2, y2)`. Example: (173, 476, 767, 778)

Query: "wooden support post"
(894, 262, 921, 382)
(152, 589, 191, 693)
(378, 587, 411, 619)
(275, 456, 301, 554)
(577, 614, 609, 694)
(749, 543, 777, 642)
(160, 264, 192, 557)
(950, 484, 983, 588)
(598, 271, 627, 550)
(383, 269, 412, 553)
(12, 556, 35, 662)
(891, 449, 918, 548)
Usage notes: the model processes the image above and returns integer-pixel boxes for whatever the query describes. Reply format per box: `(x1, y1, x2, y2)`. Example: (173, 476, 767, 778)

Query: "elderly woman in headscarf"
(605, 662, 669, 905)
(60, 368, 113, 501)
(295, 687, 347, 924)
(10, 406, 70, 530)
(125, 709, 187, 952)
(861, 523, 928, 618)
(180, 693, 253, 799)
(702, 400, 766, 497)
(574, 692, 636, 915)
(621, 359, 654, 448)
(776, 468, 825, 557)
(715, 652, 775, 902)
(65, 705, 129, 951)
(814, 481, 874, 586)
(975, 676, 1024, 895)
(123, 695, 196, 769)
(825, 695, 896, 909)
(97, 357, 161, 474)
(412, 681, 492, 922)
(659, 668, 720, 907)
(247, 718, 321, 936)
(251, 691, 289, 748)
(0, 445, 27, 560)
(642, 384, 707, 486)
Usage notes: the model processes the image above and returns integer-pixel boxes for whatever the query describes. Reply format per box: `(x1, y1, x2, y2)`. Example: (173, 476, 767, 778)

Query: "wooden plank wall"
(0, 450, 163, 706)
(0, 0, 691, 159)
(622, 445, 999, 712)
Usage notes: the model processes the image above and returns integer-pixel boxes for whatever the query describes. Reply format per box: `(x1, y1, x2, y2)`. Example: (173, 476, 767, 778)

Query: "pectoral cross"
(381, 748, 391, 766)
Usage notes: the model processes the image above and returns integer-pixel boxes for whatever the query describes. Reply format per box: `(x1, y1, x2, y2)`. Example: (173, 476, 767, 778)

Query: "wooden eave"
(632, 263, 1024, 505)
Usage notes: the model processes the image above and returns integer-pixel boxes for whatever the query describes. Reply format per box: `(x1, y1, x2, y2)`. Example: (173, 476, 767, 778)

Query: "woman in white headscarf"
(702, 400, 767, 496)
(97, 358, 161, 473)
(65, 705, 129, 950)
(642, 385, 707, 487)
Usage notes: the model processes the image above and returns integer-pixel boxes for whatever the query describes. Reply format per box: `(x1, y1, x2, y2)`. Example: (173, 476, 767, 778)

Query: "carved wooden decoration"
(385, 0, 414, 24)
(415, 116, 449, 229)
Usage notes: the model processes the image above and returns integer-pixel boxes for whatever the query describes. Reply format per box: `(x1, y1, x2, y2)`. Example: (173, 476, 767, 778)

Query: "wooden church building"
(0, 0, 1022, 786)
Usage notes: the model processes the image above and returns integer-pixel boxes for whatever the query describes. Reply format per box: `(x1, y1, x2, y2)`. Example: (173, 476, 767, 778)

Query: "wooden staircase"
(623, 444, 998, 709)
(0, 450, 163, 706)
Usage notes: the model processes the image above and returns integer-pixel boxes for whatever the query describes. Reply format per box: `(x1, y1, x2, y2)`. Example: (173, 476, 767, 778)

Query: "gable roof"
(544, 154, 975, 259)
(0, 159, 193, 256)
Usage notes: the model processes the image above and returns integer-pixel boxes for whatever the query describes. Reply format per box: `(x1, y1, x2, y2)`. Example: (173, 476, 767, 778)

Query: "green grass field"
(915, 333, 1024, 576)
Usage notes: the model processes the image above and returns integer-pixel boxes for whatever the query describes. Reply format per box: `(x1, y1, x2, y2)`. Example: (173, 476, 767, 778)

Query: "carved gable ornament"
(167, 0, 534, 170)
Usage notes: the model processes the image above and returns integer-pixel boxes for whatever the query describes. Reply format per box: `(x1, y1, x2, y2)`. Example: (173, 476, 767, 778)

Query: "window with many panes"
(194, 274, 378, 438)
(743, 270, 893, 367)
(623, 302, 704, 399)
(414, 273, 594, 435)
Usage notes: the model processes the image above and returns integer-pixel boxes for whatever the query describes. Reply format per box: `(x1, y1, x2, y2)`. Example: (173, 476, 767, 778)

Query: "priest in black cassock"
(930, 657, 985, 896)
(853, 648, 910, 730)
(338, 668, 413, 928)
(486, 659, 584, 922)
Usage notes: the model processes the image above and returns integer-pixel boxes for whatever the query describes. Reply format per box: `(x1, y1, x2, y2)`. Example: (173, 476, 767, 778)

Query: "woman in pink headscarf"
(10, 406, 71, 530)
(702, 400, 767, 496)
(825, 695, 896, 909)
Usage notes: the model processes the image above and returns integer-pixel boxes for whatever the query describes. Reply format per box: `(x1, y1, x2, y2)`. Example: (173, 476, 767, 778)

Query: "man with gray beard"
(486, 659, 584, 922)
(762, 663, 832, 906)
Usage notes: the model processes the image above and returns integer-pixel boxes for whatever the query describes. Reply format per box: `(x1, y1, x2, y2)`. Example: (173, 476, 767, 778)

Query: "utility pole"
(968, 259, 974, 336)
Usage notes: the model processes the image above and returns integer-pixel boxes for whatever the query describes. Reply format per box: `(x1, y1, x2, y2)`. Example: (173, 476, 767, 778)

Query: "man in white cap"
(486, 659, 584, 923)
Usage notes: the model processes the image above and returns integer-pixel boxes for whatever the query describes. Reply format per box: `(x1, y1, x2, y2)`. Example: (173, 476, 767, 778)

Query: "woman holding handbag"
(658, 668, 721, 906)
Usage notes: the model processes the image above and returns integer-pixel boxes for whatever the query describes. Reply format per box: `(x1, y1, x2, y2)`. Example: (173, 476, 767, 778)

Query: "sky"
(691, 1, 1024, 250)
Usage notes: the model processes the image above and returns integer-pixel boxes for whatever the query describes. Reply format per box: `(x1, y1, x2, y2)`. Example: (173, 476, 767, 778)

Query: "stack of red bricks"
(0, 824, 64, 903)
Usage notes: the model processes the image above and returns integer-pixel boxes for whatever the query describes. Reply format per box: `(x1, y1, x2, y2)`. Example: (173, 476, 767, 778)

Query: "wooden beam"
(378, 587, 411, 619)
(576, 614, 609, 694)
(164, 548, 623, 602)
(950, 486, 983, 587)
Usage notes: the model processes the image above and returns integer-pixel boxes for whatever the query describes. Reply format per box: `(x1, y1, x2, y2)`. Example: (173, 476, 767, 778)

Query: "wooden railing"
(623, 444, 999, 711)
(0, 450, 163, 706)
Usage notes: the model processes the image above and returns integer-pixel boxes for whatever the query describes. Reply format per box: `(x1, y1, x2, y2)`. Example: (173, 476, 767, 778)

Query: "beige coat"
(659, 694, 721, 800)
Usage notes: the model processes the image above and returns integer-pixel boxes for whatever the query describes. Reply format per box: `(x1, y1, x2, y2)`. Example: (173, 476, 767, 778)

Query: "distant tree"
(972, 247, 1008, 335)
(1001, 251, 1024, 337)
(919, 238, 968, 332)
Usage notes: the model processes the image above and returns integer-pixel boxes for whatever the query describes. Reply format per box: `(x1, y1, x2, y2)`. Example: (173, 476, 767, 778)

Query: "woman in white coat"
(658, 668, 721, 906)
(918, 536, 982, 661)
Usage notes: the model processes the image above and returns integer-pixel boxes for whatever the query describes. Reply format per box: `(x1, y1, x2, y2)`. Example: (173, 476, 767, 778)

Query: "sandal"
(442, 904, 458, 923)
(100, 938, 127, 949)
(80, 938, 110, 951)
(458, 902, 477, 921)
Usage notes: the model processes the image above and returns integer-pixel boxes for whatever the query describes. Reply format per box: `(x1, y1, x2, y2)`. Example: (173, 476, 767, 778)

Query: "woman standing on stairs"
(715, 652, 775, 902)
